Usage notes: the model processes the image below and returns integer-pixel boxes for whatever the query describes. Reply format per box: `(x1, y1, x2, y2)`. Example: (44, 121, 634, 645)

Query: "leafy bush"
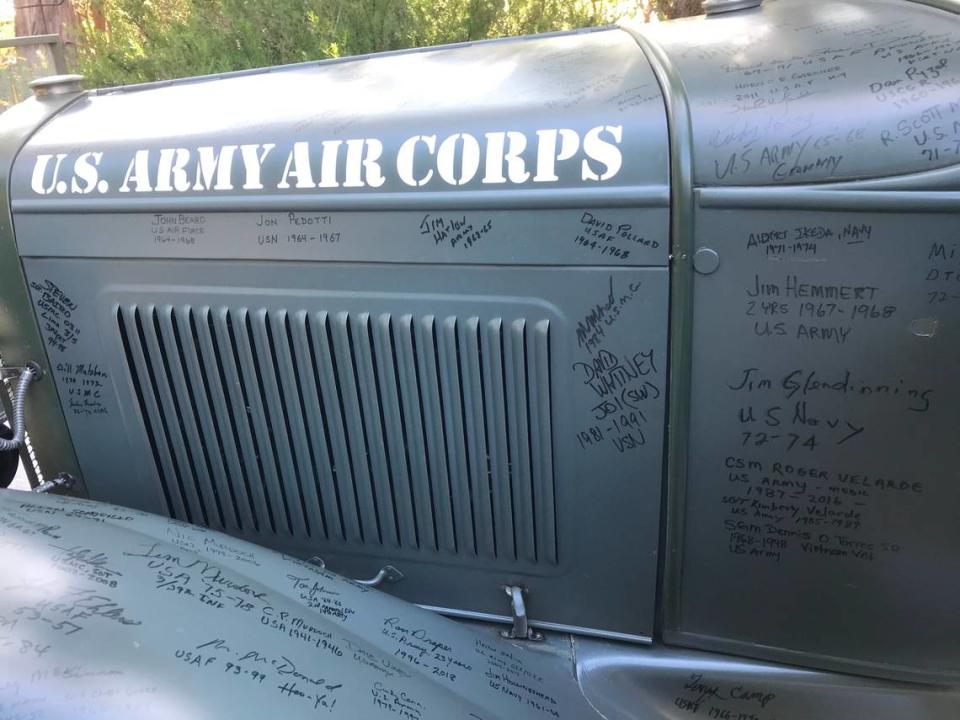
(76, 0, 660, 87)
(77, 0, 337, 86)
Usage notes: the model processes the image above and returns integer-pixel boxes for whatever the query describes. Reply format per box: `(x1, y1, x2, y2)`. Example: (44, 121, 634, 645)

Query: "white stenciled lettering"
(436, 133, 481, 186)
(277, 141, 316, 189)
(582, 125, 623, 181)
(534, 128, 579, 182)
(397, 135, 436, 187)
(316, 139, 342, 188)
(483, 131, 529, 184)
(29, 127, 627, 196)
(344, 138, 385, 188)
(239, 143, 275, 190)
(71, 152, 106, 194)
(155, 148, 192, 192)
(31, 153, 68, 195)
(193, 145, 236, 191)
(119, 149, 153, 192)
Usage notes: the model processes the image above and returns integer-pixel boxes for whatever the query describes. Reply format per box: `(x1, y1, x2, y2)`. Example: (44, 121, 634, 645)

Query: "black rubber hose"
(0, 366, 36, 452)
(0, 422, 17, 488)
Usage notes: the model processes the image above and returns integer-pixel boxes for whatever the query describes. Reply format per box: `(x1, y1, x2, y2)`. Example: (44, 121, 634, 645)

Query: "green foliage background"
(75, 1, 697, 87)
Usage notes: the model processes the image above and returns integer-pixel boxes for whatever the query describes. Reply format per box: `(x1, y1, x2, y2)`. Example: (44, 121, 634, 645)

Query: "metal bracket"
(354, 565, 403, 588)
(500, 585, 543, 641)
(306, 557, 403, 588)
(0, 362, 44, 380)
(32, 472, 75, 494)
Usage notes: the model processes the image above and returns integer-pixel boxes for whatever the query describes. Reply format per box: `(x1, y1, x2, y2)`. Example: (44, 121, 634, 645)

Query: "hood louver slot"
(116, 303, 557, 565)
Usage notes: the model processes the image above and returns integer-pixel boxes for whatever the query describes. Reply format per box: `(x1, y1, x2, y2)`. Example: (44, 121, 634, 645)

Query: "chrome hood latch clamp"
(500, 585, 543, 641)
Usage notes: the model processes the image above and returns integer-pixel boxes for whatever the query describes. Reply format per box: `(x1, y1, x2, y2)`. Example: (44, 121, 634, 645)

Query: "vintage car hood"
(635, 0, 960, 185)
(0, 490, 597, 719)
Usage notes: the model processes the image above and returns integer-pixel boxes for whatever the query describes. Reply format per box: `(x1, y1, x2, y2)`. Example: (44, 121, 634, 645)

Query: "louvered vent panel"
(116, 304, 557, 564)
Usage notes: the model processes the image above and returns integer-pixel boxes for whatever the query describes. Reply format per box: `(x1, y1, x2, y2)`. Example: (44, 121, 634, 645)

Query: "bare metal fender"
(0, 490, 596, 719)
